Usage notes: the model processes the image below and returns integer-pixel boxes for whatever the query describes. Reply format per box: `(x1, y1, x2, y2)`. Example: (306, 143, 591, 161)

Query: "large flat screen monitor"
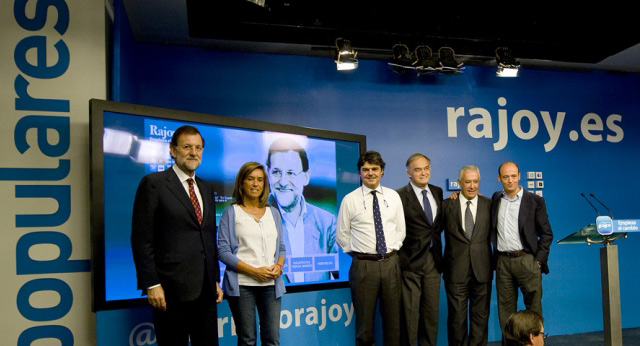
(90, 99, 366, 311)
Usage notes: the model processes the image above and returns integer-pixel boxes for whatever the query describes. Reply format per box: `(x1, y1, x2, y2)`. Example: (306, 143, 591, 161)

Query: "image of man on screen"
(266, 137, 338, 283)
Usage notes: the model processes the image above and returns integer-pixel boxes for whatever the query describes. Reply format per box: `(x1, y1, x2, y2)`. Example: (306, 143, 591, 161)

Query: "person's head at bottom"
(504, 310, 547, 346)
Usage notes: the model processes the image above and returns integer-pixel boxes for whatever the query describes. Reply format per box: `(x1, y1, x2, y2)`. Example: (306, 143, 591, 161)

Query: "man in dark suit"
(397, 153, 443, 346)
(491, 162, 553, 332)
(131, 125, 223, 346)
(442, 166, 492, 346)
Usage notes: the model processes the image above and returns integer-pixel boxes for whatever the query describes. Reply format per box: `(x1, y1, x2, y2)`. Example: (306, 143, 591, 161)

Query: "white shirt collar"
(410, 181, 431, 195)
(172, 165, 195, 183)
(459, 193, 477, 205)
(362, 184, 382, 195)
(501, 186, 523, 201)
(276, 194, 308, 217)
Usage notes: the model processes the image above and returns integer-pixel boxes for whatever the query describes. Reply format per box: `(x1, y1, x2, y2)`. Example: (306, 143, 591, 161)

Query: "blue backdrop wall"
(102, 2, 640, 345)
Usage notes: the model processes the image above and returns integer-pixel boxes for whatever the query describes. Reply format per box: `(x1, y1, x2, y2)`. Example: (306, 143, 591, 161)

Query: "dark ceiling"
(124, 0, 640, 71)
(185, 1, 639, 65)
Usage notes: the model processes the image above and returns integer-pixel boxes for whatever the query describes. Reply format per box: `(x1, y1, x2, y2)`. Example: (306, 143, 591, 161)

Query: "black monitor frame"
(89, 99, 366, 311)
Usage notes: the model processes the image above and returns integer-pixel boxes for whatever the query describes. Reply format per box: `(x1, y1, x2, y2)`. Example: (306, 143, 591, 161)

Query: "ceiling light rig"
(412, 45, 438, 75)
(334, 38, 358, 71)
(437, 47, 464, 74)
(388, 44, 465, 76)
(495, 47, 520, 77)
(389, 44, 414, 73)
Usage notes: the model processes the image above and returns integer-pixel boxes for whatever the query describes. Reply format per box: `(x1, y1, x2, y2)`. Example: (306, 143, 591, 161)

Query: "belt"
(498, 250, 528, 258)
(353, 250, 397, 261)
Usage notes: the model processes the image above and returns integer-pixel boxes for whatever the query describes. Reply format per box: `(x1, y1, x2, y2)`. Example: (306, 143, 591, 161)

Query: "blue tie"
(422, 190, 433, 225)
(372, 191, 387, 255)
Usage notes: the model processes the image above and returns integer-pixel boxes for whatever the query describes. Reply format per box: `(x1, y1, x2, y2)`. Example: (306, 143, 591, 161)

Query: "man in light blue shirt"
(491, 162, 553, 333)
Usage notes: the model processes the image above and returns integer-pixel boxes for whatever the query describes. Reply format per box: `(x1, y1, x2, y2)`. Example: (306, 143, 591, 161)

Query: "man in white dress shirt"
(337, 151, 406, 346)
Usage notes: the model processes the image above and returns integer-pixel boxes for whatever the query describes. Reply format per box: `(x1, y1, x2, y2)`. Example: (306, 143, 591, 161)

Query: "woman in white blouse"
(218, 162, 287, 346)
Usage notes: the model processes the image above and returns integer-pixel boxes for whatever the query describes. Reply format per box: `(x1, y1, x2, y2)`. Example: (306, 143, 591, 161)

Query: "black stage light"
(335, 38, 358, 71)
(389, 43, 414, 73)
(437, 47, 464, 74)
(496, 47, 520, 77)
(413, 45, 438, 75)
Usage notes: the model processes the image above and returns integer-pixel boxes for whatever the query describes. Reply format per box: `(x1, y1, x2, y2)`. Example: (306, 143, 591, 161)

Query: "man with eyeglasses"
(266, 137, 338, 282)
(503, 310, 547, 346)
(131, 125, 223, 346)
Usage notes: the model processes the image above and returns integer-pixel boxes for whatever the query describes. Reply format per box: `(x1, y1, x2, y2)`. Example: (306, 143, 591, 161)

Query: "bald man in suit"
(442, 166, 492, 346)
(491, 162, 553, 332)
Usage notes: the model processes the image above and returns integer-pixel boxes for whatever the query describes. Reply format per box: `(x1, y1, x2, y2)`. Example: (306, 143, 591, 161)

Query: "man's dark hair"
(357, 151, 385, 170)
(266, 137, 309, 172)
(503, 310, 544, 346)
(170, 125, 204, 148)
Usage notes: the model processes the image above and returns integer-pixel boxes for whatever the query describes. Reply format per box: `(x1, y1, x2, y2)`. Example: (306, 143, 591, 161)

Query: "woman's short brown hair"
(232, 162, 270, 207)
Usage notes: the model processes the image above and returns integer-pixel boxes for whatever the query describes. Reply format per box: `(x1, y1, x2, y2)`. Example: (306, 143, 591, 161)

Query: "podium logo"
(129, 322, 156, 346)
(596, 216, 613, 236)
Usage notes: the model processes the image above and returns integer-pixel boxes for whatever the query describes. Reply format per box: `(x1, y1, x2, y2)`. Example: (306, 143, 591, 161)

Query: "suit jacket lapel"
(518, 191, 533, 231)
(451, 199, 467, 239)
(195, 177, 210, 226)
(491, 195, 501, 229)
(406, 184, 430, 225)
(473, 198, 489, 240)
(429, 184, 442, 224)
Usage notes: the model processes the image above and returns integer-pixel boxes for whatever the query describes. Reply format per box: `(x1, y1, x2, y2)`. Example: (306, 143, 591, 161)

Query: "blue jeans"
(227, 285, 281, 346)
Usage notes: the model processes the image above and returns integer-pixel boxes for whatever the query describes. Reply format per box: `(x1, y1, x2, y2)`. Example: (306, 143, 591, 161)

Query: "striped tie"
(187, 178, 203, 225)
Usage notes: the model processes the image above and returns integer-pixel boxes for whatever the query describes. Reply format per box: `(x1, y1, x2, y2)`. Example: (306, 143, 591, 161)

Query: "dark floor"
(488, 327, 640, 345)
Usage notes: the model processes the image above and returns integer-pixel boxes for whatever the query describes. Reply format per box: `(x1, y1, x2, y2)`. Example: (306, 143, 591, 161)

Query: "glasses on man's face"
(177, 145, 203, 153)
(534, 332, 548, 340)
(269, 169, 303, 180)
